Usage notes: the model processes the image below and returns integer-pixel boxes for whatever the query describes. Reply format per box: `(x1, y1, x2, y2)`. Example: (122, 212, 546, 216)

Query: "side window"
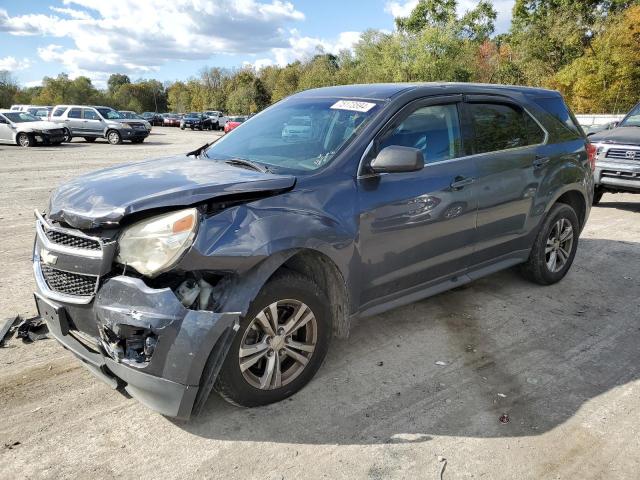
(379, 103, 462, 164)
(52, 107, 66, 117)
(83, 108, 99, 120)
(533, 96, 583, 140)
(468, 103, 544, 154)
(68, 108, 82, 119)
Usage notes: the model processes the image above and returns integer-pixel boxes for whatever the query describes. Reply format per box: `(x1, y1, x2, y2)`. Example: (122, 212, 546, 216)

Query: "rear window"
(468, 103, 545, 154)
(533, 96, 583, 140)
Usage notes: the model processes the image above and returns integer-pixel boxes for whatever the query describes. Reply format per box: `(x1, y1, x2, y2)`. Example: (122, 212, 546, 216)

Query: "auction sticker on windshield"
(330, 100, 376, 113)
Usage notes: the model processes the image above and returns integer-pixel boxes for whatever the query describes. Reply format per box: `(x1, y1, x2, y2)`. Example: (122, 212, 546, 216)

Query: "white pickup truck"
(203, 111, 228, 130)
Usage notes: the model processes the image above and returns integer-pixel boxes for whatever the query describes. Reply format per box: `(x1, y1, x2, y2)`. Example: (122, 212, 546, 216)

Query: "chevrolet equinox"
(33, 83, 594, 419)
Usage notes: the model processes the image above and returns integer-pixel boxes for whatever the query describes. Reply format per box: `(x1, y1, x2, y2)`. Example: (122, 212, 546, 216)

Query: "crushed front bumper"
(33, 212, 239, 419)
(34, 277, 239, 419)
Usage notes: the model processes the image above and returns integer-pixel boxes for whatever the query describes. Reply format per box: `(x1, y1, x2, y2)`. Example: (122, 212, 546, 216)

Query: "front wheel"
(520, 203, 580, 285)
(215, 271, 331, 407)
(62, 128, 72, 143)
(17, 133, 34, 147)
(107, 130, 122, 145)
(593, 187, 604, 206)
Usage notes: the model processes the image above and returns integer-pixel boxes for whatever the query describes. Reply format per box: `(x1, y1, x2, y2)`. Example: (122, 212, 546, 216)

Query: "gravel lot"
(1, 128, 639, 479)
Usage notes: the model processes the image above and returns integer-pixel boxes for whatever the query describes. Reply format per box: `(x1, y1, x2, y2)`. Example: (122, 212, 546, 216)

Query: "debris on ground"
(16, 316, 48, 343)
(435, 361, 448, 366)
(437, 455, 447, 480)
(499, 414, 510, 424)
(376, 361, 384, 366)
(497, 393, 507, 398)
(0, 316, 22, 347)
(4, 441, 21, 450)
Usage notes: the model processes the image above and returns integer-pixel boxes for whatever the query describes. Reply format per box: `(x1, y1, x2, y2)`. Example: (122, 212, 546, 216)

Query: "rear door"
(82, 108, 103, 136)
(463, 97, 547, 266)
(0, 114, 13, 142)
(357, 95, 478, 308)
(66, 107, 84, 135)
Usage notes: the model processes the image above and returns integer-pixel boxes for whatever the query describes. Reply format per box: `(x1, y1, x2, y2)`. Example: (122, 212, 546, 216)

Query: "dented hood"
(47, 155, 296, 229)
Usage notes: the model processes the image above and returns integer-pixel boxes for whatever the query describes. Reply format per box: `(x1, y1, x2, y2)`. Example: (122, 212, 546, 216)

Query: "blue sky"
(0, 0, 515, 87)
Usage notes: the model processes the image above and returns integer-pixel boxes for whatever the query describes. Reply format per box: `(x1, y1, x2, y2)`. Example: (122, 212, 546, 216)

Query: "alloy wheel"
(238, 299, 317, 390)
(545, 217, 573, 273)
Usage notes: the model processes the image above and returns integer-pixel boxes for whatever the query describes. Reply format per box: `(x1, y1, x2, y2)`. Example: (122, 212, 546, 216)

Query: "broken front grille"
(45, 229, 101, 251)
(40, 263, 98, 297)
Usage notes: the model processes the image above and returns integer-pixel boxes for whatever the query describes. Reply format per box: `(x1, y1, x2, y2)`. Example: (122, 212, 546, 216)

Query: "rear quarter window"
(532, 96, 584, 141)
(52, 107, 67, 117)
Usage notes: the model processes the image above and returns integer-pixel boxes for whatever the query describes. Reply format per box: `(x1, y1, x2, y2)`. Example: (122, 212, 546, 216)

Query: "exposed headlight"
(116, 208, 199, 277)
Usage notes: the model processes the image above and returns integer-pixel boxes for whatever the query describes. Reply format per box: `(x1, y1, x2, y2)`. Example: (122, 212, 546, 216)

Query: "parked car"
(26, 106, 53, 119)
(588, 101, 640, 204)
(281, 115, 312, 141)
(223, 115, 247, 133)
(163, 114, 182, 127)
(119, 111, 152, 132)
(204, 110, 228, 130)
(33, 83, 593, 419)
(49, 105, 149, 144)
(180, 112, 213, 130)
(141, 112, 164, 126)
(0, 110, 65, 147)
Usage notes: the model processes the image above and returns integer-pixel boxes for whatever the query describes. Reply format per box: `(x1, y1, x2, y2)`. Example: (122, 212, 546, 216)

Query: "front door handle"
(533, 155, 551, 169)
(450, 176, 475, 190)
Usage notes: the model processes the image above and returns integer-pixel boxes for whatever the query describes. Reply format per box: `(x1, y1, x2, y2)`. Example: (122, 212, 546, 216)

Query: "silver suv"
(203, 110, 228, 130)
(49, 105, 150, 144)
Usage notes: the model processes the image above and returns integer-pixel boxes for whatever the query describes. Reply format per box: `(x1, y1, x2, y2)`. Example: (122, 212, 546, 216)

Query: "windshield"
(119, 111, 138, 119)
(96, 108, 124, 120)
(620, 103, 640, 127)
(204, 97, 380, 172)
(4, 112, 39, 123)
(186, 112, 200, 118)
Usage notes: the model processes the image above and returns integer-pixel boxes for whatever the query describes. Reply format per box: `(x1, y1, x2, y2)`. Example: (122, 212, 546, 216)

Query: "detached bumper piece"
(33, 211, 239, 419)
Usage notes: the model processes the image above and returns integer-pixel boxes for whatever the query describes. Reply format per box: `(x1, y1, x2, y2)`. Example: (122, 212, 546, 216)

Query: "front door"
(357, 96, 478, 309)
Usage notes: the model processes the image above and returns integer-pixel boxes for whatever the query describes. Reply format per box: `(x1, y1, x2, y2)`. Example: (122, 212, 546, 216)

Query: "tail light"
(586, 142, 597, 171)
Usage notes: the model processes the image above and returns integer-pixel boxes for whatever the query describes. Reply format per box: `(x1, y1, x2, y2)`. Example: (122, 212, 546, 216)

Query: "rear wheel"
(215, 271, 331, 407)
(84, 137, 96, 143)
(520, 203, 580, 285)
(107, 130, 122, 145)
(17, 133, 34, 147)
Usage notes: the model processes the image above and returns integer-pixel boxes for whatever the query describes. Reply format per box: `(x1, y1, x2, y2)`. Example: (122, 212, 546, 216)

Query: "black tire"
(62, 128, 73, 143)
(520, 203, 580, 285)
(215, 271, 332, 407)
(180, 127, 185, 130)
(84, 137, 97, 143)
(17, 132, 34, 147)
(106, 130, 122, 145)
(593, 188, 604, 206)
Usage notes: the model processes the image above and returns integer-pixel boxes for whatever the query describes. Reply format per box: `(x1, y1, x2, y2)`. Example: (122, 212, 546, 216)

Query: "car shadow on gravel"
(172, 238, 640, 445)
(594, 201, 640, 213)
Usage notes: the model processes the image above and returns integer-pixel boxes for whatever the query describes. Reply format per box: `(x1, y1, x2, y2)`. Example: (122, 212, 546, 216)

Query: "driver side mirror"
(370, 145, 424, 173)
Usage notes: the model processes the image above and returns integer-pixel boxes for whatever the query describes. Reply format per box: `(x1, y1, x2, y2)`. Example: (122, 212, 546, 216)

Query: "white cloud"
(385, 0, 515, 34)
(268, 30, 361, 67)
(0, 56, 32, 71)
(0, 1, 306, 80)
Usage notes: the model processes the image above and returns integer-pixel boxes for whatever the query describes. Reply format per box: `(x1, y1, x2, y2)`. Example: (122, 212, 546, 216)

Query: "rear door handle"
(450, 176, 475, 190)
(533, 155, 551, 169)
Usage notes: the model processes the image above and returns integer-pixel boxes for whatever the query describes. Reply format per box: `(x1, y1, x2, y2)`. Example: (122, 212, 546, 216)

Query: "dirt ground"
(1, 128, 639, 479)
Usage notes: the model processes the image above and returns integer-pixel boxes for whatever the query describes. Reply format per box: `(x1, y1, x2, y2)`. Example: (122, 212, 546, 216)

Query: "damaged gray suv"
(33, 83, 594, 419)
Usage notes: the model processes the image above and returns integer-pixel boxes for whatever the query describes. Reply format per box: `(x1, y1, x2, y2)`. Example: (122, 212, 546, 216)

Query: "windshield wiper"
(187, 142, 212, 157)
(225, 158, 271, 173)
